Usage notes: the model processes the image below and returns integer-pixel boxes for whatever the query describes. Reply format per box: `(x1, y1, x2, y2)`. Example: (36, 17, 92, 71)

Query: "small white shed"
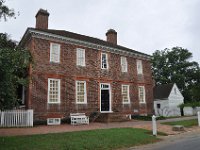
(154, 83, 184, 117)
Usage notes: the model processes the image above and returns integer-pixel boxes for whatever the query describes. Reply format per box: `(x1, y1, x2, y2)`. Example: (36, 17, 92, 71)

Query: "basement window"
(47, 118, 61, 125)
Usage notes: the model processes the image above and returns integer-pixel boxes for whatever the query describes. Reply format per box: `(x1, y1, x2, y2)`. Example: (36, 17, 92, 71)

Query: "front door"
(100, 83, 111, 112)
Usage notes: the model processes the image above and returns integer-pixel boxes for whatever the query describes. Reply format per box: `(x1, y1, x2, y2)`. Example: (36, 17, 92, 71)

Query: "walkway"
(0, 116, 197, 137)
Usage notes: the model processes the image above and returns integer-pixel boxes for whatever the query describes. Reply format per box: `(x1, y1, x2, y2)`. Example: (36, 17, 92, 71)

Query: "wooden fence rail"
(0, 109, 33, 127)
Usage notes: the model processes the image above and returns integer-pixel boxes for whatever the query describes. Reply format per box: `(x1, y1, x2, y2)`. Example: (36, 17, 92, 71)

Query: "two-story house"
(19, 9, 154, 122)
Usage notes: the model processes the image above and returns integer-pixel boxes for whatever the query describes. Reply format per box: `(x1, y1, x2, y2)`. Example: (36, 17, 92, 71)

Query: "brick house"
(19, 9, 154, 122)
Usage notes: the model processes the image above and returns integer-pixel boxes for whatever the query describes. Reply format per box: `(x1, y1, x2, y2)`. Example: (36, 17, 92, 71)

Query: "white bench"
(70, 113, 89, 125)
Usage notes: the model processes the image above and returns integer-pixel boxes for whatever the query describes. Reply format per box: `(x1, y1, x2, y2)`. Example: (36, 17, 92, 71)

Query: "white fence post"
(152, 115, 157, 136)
(198, 111, 200, 127)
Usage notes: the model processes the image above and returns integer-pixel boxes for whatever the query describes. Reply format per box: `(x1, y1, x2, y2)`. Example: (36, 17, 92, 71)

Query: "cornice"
(28, 29, 151, 60)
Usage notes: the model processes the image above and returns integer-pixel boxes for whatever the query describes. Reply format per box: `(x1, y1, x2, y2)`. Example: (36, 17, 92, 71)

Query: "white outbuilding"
(154, 83, 184, 117)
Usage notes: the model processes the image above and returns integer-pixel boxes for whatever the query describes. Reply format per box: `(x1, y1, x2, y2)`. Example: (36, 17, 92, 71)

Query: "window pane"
(137, 60, 143, 74)
(138, 86, 145, 103)
(50, 43, 60, 63)
(101, 53, 108, 69)
(122, 85, 129, 103)
(77, 48, 85, 66)
(76, 81, 86, 103)
(48, 79, 60, 103)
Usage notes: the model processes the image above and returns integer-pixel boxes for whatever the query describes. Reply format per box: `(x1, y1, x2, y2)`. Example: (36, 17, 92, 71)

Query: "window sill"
(139, 102, 146, 104)
(76, 102, 87, 104)
(48, 102, 61, 104)
(100, 111, 113, 113)
(123, 102, 131, 104)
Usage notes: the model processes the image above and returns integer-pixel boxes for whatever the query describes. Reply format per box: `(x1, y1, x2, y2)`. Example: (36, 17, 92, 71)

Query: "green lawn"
(161, 119, 198, 127)
(0, 128, 158, 150)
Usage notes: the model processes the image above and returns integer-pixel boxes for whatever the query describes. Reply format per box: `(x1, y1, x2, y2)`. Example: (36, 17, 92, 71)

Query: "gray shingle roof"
(28, 28, 151, 58)
(153, 83, 174, 100)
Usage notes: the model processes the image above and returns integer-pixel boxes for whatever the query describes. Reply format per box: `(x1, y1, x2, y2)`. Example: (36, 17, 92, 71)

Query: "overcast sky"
(1, 0, 200, 63)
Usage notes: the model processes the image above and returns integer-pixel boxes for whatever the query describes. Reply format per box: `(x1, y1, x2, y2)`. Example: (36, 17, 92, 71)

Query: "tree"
(0, 33, 31, 110)
(152, 47, 200, 102)
(0, 0, 16, 21)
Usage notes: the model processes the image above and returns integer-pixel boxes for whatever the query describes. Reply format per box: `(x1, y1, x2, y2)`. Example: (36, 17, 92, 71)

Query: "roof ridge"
(28, 27, 151, 58)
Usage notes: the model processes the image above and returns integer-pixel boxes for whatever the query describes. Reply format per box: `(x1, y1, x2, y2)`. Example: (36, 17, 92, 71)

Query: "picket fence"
(0, 109, 33, 127)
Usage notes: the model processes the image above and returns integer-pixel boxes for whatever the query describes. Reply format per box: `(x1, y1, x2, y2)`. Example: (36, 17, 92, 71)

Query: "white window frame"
(47, 118, 61, 125)
(50, 43, 60, 63)
(48, 78, 61, 104)
(121, 56, 128, 72)
(137, 60, 143, 75)
(76, 81, 87, 104)
(122, 85, 130, 104)
(76, 48, 85, 66)
(138, 86, 146, 103)
(101, 53, 108, 69)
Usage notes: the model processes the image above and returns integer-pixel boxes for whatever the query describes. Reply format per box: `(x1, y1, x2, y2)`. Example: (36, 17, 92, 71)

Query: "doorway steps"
(95, 113, 131, 123)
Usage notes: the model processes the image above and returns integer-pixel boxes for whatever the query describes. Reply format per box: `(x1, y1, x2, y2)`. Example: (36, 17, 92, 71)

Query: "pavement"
(127, 126, 200, 150)
(0, 116, 198, 137)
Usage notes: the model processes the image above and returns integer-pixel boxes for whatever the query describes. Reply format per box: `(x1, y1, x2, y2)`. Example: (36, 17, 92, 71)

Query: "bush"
(61, 117, 71, 124)
(179, 102, 200, 108)
(33, 120, 47, 126)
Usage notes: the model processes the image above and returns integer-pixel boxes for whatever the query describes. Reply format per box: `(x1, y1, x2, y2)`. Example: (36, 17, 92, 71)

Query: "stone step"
(95, 113, 131, 123)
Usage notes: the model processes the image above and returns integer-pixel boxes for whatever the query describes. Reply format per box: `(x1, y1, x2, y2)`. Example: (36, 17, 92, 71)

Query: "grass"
(145, 131, 168, 136)
(0, 128, 158, 150)
(161, 119, 198, 127)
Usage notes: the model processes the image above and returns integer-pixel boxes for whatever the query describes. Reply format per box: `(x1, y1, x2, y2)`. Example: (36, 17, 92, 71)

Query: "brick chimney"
(106, 29, 117, 45)
(35, 9, 49, 29)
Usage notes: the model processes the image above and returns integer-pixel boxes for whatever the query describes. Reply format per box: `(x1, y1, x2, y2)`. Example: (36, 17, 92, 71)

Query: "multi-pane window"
(137, 60, 143, 74)
(121, 56, 127, 72)
(76, 48, 85, 66)
(50, 43, 60, 63)
(101, 53, 108, 69)
(76, 81, 87, 104)
(48, 78, 60, 103)
(138, 86, 145, 103)
(122, 85, 130, 104)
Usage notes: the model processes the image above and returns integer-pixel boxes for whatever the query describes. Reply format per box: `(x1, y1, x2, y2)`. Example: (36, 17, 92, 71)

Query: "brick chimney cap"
(35, 9, 49, 17)
(106, 29, 117, 35)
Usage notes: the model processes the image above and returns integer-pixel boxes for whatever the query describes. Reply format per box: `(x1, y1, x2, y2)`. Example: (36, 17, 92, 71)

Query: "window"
(77, 48, 85, 66)
(174, 88, 177, 95)
(137, 60, 143, 74)
(48, 78, 60, 103)
(138, 86, 145, 103)
(47, 118, 61, 125)
(122, 85, 130, 104)
(76, 81, 87, 104)
(121, 57, 127, 72)
(50, 43, 60, 63)
(157, 104, 161, 109)
(101, 53, 108, 69)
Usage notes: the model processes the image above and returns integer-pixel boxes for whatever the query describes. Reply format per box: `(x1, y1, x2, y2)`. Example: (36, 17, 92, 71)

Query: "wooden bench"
(70, 113, 89, 125)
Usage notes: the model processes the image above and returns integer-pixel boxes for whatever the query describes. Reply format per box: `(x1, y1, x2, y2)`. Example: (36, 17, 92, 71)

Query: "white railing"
(0, 109, 33, 127)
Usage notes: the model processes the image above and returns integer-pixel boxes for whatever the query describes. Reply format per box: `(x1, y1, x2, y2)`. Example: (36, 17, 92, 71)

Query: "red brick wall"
(35, 14, 48, 29)
(27, 37, 154, 120)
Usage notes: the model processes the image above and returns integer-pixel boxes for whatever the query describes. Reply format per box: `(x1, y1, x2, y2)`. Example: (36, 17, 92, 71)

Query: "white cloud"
(1, 0, 199, 63)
